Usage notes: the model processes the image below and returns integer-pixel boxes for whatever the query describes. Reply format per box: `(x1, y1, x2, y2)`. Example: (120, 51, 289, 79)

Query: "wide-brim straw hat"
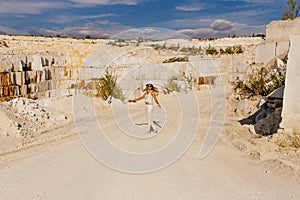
(143, 83, 159, 92)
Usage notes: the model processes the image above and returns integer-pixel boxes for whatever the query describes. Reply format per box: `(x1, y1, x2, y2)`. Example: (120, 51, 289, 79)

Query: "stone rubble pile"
(1, 97, 70, 142)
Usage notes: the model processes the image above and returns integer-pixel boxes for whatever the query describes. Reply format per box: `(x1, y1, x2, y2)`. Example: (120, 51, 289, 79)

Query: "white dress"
(145, 92, 154, 132)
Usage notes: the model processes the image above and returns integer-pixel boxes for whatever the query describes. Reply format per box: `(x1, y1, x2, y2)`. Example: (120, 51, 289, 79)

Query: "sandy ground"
(0, 87, 300, 199)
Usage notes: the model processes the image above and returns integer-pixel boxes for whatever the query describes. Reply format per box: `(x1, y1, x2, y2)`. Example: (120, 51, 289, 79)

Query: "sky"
(0, 0, 288, 38)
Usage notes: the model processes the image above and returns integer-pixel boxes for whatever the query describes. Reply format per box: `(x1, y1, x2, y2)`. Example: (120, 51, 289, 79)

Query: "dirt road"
(0, 89, 299, 200)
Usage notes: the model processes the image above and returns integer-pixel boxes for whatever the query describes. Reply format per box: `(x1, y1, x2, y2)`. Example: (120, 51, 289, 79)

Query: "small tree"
(283, 0, 300, 20)
(98, 68, 124, 102)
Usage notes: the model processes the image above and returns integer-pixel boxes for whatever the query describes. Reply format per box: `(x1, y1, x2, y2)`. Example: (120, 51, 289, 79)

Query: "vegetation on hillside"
(232, 67, 286, 97)
(206, 45, 218, 55)
(206, 45, 244, 55)
(162, 56, 189, 63)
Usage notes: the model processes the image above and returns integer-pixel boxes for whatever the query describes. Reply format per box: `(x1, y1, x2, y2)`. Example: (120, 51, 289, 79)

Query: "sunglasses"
(146, 84, 153, 87)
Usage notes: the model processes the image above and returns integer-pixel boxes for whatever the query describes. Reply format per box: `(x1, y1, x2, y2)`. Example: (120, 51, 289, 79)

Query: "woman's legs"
(146, 105, 154, 132)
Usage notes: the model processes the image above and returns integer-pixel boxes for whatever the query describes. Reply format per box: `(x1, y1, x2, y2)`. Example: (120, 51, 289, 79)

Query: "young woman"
(129, 83, 161, 133)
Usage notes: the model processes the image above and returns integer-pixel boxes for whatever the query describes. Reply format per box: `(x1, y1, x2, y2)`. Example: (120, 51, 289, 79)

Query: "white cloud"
(163, 7, 274, 31)
(111, 28, 189, 40)
(156, 18, 213, 29)
(179, 28, 214, 37)
(112, 28, 160, 39)
(157, 4, 273, 30)
(47, 13, 117, 24)
(221, 0, 277, 3)
(175, 2, 206, 11)
(210, 19, 235, 31)
(0, 26, 22, 35)
(27, 27, 57, 36)
(176, 6, 203, 12)
(241, 0, 277, 3)
(80, 13, 117, 20)
(179, 19, 265, 38)
(0, 1, 70, 14)
(0, 0, 142, 15)
(27, 23, 132, 38)
(70, 0, 141, 6)
(94, 20, 119, 25)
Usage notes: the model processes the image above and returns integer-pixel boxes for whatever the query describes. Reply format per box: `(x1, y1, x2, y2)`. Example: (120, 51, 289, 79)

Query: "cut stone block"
(15, 72, 22, 85)
(232, 54, 248, 73)
(281, 35, 300, 133)
(20, 85, 27, 96)
(78, 68, 103, 80)
(10, 72, 16, 85)
(53, 67, 65, 80)
(43, 68, 53, 80)
(36, 70, 43, 83)
(29, 55, 43, 71)
(21, 72, 30, 85)
(38, 82, 46, 92)
(3, 86, 9, 96)
(255, 42, 276, 64)
(41, 57, 49, 67)
(276, 40, 290, 57)
(28, 84, 38, 93)
(27, 71, 37, 84)
(0, 72, 10, 86)
(9, 86, 19, 96)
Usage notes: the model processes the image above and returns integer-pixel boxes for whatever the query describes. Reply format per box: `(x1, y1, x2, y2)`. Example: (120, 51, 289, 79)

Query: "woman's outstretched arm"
(128, 93, 146, 102)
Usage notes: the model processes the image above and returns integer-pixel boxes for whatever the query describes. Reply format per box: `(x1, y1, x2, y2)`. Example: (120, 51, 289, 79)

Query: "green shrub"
(219, 48, 225, 55)
(163, 77, 182, 94)
(151, 43, 167, 50)
(225, 46, 234, 54)
(291, 136, 300, 148)
(168, 44, 180, 51)
(232, 68, 286, 97)
(107, 39, 129, 47)
(162, 56, 189, 63)
(233, 45, 244, 54)
(180, 46, 202, 55)
(206, 45, 218, 55)
(97, 68, 125, 102)
(183, 74, 194, 90)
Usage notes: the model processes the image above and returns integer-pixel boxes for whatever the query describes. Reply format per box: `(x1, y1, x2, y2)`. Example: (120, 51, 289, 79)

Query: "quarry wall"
(254, 17, 300, 133)
(0, 35, 261, 100)
(255, 17, 300, 64)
